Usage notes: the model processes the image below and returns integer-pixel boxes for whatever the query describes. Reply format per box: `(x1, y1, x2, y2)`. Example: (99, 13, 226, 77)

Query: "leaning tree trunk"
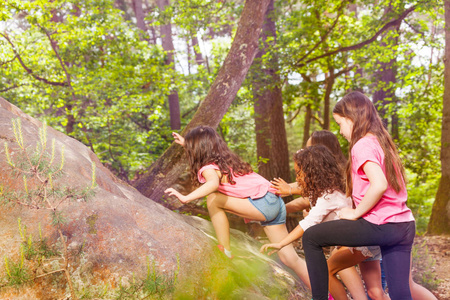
(427, 0, 450, 234)
(134, 0, 272, 205)
(252, 0, 290, 182)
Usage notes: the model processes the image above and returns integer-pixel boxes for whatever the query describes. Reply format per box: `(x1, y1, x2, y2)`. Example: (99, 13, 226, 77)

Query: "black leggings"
(302, 218, 415, 300)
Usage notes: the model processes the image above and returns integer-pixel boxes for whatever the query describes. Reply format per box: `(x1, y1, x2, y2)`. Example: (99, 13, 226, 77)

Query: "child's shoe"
(328, 293, 334, 300)
(217, 244, 233, 259)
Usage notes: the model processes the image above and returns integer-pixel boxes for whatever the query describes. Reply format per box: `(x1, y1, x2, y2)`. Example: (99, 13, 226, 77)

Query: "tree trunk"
(156, 0, 181, 130)
(302, 104, 312, 148)
(132, 0, 146, 33)
(192, 35, 204, 66)
(427, 0, 450, 234)
(323, 66, 335, 130)
(134, 0, 271, 204)
(253, 0, 290, 182)
(372, 6, 400, 135)
(116, 0, 132, 21)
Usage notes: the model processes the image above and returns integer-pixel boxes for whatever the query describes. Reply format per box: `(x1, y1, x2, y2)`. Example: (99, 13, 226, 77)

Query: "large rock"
(0, 98, 309, 299)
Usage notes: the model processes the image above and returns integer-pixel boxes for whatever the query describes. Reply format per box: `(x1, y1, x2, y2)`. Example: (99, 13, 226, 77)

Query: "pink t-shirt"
(351, 136, 414, 225)
(197, 164, 277, 199)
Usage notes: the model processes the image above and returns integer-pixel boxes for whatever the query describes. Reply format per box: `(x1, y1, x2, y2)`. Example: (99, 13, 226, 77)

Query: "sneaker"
(217, 244, 233, 259)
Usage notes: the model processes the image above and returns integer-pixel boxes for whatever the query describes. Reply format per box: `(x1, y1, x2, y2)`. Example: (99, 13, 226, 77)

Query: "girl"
(260, 144, 352, 296)
(272, 131, 385, 300)
(164, 125, 311, 288)
(302, 91, 416, 300)
(271, 130, 346, 214)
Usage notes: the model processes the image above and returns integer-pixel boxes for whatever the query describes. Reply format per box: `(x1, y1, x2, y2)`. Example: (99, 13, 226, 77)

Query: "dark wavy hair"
(310, 130, 347, 170)
(184, 126, 253, 186)
(333, 91, 406, 196)
(294, 145, 345, 206)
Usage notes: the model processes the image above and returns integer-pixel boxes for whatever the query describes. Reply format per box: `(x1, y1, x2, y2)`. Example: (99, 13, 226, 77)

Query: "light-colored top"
(299, 190, 352, 231)
(352, 136, 414, 225)
(198, 164, 277, 199)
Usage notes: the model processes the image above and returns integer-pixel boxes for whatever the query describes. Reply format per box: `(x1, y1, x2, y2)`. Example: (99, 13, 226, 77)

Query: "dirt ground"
(413, 235, 450, 300)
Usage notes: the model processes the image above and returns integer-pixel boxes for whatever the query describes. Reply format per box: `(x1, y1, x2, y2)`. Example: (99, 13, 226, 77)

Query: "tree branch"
(37, 25, 73, 88)
(0, 84, 23, 93)
(296, 1, 348, 64)
(295, 4, 418, 67)
(0, 32, 69, 87)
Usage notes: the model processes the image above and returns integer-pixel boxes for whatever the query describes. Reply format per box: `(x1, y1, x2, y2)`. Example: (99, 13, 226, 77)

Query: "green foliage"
(0, 0, 446, 230)
(172, 249, 291, 299)
(113, 256, 179, 299)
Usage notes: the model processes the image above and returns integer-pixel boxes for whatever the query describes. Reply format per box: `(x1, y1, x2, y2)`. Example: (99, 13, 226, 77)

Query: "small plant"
(412, 241, 441, 291)
(1, 119, 96, 224)
(4, 246, 30, 286)
(1, 118, 97, 299)
(114, 256, 179, 299)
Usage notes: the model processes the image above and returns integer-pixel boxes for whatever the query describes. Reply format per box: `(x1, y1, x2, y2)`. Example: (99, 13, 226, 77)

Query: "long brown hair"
(310, 130, 347, 170)
(332, 91, 406, 196)
(184, 126, 253, 186)
(294, 145, 345, 206)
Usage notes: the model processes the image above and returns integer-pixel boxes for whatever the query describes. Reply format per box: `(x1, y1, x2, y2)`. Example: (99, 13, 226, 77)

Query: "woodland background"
(1, 0, 448, 234)
(1, 0, 449, 298)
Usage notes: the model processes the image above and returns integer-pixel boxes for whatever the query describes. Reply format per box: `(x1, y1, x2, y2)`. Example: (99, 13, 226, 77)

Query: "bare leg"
(359, 260, 390, 300)
(327, 247, 367, 300)
(285, 197, 310, 214)
(206, 192, 265, 250)
(264, 224, 311, 289)
(410, 255, 437, 300)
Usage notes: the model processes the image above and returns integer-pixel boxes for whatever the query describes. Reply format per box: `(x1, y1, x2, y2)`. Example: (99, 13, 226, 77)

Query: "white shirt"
(299, 190, 352, 231)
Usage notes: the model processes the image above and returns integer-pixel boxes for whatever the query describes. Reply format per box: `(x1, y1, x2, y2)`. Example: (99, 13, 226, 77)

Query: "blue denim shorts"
(364, 246, 382, 261)
(248, 192, 286, 226)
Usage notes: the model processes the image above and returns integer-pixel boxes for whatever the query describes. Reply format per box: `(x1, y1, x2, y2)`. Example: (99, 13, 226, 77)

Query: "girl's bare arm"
(339, 161, 387, 220)
(260, 225, 305, 255)
(165, 168, 219, 203)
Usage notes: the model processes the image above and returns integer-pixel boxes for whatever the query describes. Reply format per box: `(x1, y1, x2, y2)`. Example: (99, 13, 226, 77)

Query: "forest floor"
(412, 235, 450, 300)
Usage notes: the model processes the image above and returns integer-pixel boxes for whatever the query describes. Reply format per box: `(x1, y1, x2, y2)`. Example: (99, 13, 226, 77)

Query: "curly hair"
(184, 126, 253, 186)
(293, 145, 345, 206)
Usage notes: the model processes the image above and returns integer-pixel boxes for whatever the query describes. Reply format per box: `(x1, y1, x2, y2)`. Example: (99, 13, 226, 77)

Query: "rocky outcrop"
(0, 97, 308, 299)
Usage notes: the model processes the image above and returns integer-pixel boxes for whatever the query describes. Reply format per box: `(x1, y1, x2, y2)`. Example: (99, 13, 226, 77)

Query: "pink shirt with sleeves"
(197, 164, 277, 199)
(351, 135, 414, 225)
(299, 190, 352, 232)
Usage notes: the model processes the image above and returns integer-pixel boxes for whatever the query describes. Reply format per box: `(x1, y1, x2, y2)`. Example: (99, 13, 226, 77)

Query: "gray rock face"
(0, 97, 308, 299)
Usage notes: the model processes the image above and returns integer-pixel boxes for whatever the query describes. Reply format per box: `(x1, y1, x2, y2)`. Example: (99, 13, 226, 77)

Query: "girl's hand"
(270, 177, 291, 195)
(260, 243, 283, 256)
(302, 208, 310, 218)
(338, 207, 358, 220)
(164, 187, 189, 204)
(172, 132, 185, 146)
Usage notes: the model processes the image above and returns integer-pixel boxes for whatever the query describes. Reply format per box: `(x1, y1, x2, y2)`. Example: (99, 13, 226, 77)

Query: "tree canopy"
(0, 0, 446, 232)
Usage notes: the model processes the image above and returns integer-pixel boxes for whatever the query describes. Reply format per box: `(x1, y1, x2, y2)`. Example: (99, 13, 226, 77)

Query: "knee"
(302, 228, 316, 250)
(327, 261, 339, 277)
(206, 192, 219, 208)
(277, 250, 299, 269)
(366, 287, 386, 300)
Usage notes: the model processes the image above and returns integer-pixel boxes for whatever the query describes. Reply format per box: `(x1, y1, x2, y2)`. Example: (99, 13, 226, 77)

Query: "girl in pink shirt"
(164, 125, 310, 289)
(302, 91, 416, 300)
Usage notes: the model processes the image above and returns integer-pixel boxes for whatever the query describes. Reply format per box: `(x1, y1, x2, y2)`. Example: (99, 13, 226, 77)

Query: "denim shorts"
(248, 192, 286, 226)
(363, 245, 382, 261)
